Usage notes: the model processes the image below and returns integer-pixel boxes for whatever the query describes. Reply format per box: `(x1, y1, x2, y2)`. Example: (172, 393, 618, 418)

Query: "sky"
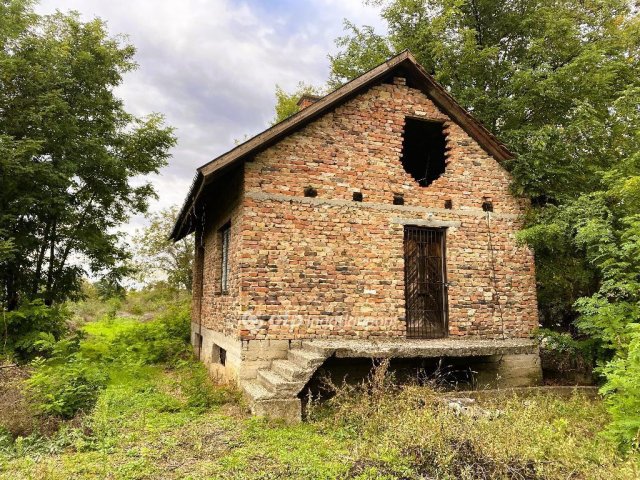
(35, 0, 386, 238)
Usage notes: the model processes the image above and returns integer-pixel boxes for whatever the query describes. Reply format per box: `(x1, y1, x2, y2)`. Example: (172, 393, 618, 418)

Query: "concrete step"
(300, 341, 336, 356)
(271, 359, 308, 381)
(257, 369, 304, 396)
(251, 398, 302, 423)
(288, 348, 327, 369)
(241, 380, 277, 401)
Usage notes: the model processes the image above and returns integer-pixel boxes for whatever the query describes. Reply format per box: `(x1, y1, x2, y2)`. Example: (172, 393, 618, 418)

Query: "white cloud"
(35, 0, 385, 236)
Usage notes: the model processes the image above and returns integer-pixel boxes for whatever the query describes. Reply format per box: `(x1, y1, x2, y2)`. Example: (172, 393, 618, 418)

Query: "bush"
(2, 300, 69, 361)
(26, 342, 108, 419)
(600, 326, 640, 451)
(536, 328, 600, 383)
(108, 303, 190, 366)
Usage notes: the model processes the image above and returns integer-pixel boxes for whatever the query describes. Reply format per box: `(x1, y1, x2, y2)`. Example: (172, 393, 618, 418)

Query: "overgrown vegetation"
(2, 349, 638, 479)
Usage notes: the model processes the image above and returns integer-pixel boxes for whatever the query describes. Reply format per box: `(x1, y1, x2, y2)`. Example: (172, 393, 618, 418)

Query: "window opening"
(400, 118, 447, 187)
(220, 223, 231, 293)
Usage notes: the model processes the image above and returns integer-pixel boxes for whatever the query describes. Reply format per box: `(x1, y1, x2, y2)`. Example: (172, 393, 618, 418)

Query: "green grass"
(1, 314, 639, 479)
(2, 363, 639, 479)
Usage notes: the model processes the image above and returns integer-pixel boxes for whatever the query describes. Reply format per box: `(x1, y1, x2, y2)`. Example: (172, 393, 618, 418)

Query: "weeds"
(315, 362, 639, 479)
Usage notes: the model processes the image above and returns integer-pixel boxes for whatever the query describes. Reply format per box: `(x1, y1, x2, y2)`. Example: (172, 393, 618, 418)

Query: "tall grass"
(311, 360, 639, 479)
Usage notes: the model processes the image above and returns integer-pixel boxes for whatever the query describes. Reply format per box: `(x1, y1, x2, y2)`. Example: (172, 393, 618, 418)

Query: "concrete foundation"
(193, 324, 542, 421)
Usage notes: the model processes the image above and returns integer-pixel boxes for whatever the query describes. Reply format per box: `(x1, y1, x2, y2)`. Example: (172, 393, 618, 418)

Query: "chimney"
(297, 94, 321, 110)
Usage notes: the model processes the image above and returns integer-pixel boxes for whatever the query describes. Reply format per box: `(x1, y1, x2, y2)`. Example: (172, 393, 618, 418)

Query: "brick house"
(171, 51, 541, 421)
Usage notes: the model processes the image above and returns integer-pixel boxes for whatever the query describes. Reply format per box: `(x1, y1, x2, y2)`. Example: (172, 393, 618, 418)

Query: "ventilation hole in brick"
(401, 118, 447, 187)
(444, 199, 453, 209)
(304, 186, 317, 198)
(482, 200, 494, 212)
(352, 191, 363, 202)
(393, 193, 404, 205)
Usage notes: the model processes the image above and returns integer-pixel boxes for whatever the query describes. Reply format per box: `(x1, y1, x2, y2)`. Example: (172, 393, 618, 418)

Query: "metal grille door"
(404, 227, 448, 338)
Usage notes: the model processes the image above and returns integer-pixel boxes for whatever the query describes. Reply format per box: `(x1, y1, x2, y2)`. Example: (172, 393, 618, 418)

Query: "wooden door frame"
(403, 225, 449, 339)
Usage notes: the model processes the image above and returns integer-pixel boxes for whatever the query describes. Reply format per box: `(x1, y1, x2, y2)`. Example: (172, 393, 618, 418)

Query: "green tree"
(132, 206, 193, 292)
(272, 82, 323, 125)
(0, 2, 176, 310)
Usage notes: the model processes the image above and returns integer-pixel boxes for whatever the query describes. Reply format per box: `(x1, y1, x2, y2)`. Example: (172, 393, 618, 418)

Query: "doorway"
(404, 226, 448, 338)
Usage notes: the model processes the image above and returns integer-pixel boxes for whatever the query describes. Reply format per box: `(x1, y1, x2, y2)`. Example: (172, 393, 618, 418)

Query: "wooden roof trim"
(172, 50, 514, 240)
(408, 59, 512, 162)
(198, 51, 413, 178)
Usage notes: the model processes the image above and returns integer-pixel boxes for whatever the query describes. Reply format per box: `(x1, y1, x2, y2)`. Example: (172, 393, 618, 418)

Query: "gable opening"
(400, 118, 447, 187)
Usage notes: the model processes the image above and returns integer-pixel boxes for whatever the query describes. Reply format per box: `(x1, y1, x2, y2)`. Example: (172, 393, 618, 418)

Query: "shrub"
(2, 300, 69, 361)
(536, 328, 600, 382)
(25, 301, 190, 421)
(108, 303, 190, 366)
(600, 326, 640, 451)
(26, 353, 108, 420)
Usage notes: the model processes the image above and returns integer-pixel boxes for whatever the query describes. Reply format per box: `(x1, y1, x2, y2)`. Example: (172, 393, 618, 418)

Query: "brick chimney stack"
(297, 94, 322, 110)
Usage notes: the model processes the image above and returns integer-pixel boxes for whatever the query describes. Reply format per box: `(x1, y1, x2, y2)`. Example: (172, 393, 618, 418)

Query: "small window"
(482, 200, 494, 212)
(304, 186, 317, 197)
(400, 118, 447, 187)
(211, 343, 226, 365)
(444, 199, 453, 210)
(220, 223, 231, 293)
(393, 193, 405, 205)
(352, 191, 363, 202)
(219, 347, 227, 366)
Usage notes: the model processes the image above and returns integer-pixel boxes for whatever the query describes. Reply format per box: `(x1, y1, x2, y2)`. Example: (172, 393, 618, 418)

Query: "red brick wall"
(197, 169, 245, 337)
(201, 78, 538, 340)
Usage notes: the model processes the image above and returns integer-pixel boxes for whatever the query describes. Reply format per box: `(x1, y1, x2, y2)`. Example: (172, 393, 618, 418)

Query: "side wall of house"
(191, 168, 246, 380)
(238, 77, 538, 340)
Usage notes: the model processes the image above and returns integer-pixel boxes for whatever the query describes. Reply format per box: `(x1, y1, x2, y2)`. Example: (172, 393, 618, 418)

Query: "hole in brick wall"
(444, 199, 453, 209)
(393, 193, 405, 205)
(401, 118, 447, 187)
(352, 191, 363, 202)
(482, 200, 494, 212)
(304, 186, 317, 197)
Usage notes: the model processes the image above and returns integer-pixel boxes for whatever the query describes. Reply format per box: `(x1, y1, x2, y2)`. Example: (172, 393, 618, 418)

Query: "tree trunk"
(32, 220, 52, 296)
(44, 219, 57, 306)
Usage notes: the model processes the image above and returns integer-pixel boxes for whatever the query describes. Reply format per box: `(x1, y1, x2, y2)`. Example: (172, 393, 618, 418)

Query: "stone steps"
(240, 343, 333, 423)
(257, 369, 305, 396)
(241, 380, 277, 401)
(288, 347, 327, 368)
(271, 359, 307, 381)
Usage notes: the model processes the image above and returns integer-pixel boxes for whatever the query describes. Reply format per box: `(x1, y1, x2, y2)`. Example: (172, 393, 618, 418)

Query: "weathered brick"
(191, 79, 538, 341)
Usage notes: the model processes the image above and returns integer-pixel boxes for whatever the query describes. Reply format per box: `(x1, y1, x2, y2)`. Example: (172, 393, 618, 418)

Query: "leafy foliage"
(27, 353, 108, 420)
(25, 300, 190, 420)
(0, 1, 176, 310)
(272, 82, 324, 125)
(600, 326, 640, 451)
(132, 206, 194, 292)
(1, 300, 68, 361)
